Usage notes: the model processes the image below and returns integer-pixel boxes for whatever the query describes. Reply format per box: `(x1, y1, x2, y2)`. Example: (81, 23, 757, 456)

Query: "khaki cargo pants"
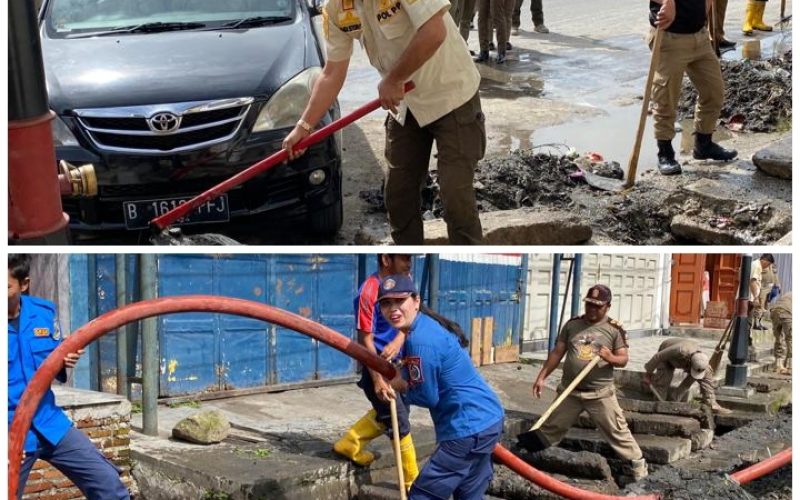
(647, 27, 724, 141)
(384, 92, 485, 245)
(478, 0, 516, 51)
(537, 386, 643, 461)
(652, 364, 718, 406)
(770, 308, 792, 362)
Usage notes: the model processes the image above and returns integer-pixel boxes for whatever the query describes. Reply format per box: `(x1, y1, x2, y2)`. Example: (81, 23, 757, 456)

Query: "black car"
(39, 0, 342, 239)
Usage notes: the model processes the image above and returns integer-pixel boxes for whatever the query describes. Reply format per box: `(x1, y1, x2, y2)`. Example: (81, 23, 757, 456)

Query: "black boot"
(693, 133, 738, 161)
(474, 50, 489, 62)
(496, 51, 507, 64)
(657, 139, 682, 175)
(719, 38, 736, 49)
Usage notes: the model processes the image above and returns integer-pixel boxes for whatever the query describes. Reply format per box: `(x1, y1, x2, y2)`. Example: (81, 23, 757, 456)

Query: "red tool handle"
(150, 81, 416, 231)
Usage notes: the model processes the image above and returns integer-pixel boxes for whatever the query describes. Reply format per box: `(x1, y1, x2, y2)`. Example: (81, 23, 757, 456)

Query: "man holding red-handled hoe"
(282, 0, 486, 245)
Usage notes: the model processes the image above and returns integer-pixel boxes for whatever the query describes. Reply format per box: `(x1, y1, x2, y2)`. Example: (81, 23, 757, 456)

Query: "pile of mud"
(677, 51, 792, 132)
(473, 149, 580, 211)
(624, 406, 792, 500)
(359, 149, 582, 216)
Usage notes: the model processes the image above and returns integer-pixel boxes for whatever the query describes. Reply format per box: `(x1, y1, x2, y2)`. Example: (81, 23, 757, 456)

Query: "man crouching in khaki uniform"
(770, 292, 792, 374)
(283, 0, 485, 245)
(643, 338, 732, 414)
(530, 285, 648, 481)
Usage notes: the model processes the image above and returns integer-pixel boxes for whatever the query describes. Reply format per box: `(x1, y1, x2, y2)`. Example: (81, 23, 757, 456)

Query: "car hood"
(42, 23, 317, 112)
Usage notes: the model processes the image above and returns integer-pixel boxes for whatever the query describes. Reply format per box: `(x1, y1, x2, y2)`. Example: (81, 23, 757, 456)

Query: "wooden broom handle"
(390, 398, 407, 500)
(530, 355, 602, 431)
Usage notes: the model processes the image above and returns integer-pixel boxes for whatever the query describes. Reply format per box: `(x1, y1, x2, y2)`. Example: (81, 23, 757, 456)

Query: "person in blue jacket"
(9, 254, 130, 500)
(377, 274, 505, 500)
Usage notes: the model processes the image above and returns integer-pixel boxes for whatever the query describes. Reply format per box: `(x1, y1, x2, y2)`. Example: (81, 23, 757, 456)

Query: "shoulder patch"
(608, 318, 625, 332)
(404, 356, 424, 387)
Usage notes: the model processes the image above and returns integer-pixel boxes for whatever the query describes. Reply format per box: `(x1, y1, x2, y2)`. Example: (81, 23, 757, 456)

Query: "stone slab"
(558, 428, 693, 464)
(690, 429, 715, 451)
(422, 209, 592, 245)
(752, 136, 791, 179)
(577, 411, 700, 438)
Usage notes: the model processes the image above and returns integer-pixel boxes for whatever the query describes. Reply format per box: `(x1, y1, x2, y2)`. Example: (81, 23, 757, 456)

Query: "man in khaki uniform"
(530, 285, 648, 481)
(475, 0, 516, 63)
(747, 254, 772, 360)
(755, 262, 780, 330)
(770, 292, 791, 374)
(642, 338, 732, 414)
(282, 0, 484, 245)
(649, 0, 737, 175)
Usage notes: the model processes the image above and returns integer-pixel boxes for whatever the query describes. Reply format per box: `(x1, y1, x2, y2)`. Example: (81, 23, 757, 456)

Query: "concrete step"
(358, 482, 506, 500)
(576, 411, 713, 452)
(559, 428, 692, 465)
(714, 387, 791, 414)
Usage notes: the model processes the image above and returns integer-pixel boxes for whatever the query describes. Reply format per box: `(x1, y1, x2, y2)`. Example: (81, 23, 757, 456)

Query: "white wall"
(523, 253, 664, 343)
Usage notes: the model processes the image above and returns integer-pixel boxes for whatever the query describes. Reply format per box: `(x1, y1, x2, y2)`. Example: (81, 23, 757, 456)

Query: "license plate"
(122, 195, 230, 230)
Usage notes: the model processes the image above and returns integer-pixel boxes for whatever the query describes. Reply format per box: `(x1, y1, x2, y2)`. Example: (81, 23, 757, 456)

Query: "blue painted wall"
(70, 254, 522, 396)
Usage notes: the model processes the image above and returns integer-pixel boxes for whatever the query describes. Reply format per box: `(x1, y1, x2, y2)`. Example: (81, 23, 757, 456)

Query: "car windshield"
(45, 0, 295, 37)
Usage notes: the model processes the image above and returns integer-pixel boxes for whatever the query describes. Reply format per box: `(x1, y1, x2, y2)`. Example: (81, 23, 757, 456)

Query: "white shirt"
(322, 0, 480, 127)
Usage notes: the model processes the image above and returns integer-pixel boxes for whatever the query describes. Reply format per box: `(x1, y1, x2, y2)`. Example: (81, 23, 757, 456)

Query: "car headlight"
(52, 116, 80, 147)
(252, 67, 322, 132)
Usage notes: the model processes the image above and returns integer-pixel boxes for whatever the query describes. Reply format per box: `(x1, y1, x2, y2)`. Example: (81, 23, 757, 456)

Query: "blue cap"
(378, 274, 418, 301)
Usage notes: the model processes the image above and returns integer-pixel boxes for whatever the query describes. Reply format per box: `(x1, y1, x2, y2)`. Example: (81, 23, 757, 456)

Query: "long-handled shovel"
(709, 312, 737, 376)
(148, 82, 416, 242)
(518, 355, 601, 451)
(582, 28, 663, 192)
(390, 398, 407, 500)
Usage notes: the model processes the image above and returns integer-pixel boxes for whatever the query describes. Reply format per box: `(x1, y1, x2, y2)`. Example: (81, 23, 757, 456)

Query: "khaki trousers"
(710, 0, 728, 41)
(771, 309, 792, 361)
(652, 364, 718, 406)
(458, 0, 478, 40)
(512, 0, 544, 28)
(537, 387, 643, 461)
(384, 93, 485, 245)
(478, 0, 516, 51)
(647, 27, 724, 140)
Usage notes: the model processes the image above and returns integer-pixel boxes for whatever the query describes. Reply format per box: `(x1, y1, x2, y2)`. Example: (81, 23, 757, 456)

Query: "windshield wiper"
(217, 16, 293, 29)
(68, 22, 207, 38)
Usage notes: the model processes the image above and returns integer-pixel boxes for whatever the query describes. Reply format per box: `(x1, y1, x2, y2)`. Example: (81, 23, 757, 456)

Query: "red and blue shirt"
(354, 273, 401, 356)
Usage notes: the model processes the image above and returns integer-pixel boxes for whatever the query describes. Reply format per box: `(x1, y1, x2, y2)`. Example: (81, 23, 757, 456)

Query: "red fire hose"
(149, 82, 415, 231)
(729, 447, 792, 486)
(9, 296, 792, 499)
(493, 444, 659, 500)
(8, 296, 396, 499)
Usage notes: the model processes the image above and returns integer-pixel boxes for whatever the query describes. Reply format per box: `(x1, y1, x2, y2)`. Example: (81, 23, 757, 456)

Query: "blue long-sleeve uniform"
(8, 295, 72, 453)
(402, 312, 504, 442)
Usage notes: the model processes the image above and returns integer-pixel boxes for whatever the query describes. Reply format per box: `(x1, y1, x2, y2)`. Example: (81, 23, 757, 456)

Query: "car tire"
(309, 198, 343, 237)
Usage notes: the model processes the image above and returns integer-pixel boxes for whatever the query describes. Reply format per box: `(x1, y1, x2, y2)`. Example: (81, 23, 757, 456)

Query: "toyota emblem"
(148, 112, 181, 133)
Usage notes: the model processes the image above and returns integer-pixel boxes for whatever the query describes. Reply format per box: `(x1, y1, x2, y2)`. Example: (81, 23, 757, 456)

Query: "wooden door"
(712, 254, 742, 315)
(670, 254, 706, 325)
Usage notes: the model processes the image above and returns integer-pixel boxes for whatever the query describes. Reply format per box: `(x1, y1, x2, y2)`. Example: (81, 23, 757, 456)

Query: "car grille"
(74, 98, 253, 154)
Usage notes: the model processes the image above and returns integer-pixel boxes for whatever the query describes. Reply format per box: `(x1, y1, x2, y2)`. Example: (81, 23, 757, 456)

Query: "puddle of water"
(721, 31, 792, 61)
(528, 105, 658, 177)
(477, 59, 545, 99)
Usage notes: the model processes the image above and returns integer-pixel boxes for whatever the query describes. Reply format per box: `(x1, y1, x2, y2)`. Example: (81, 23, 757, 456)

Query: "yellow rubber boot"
(742, 0, 756, 34)
(399, 434, 419, 490)
(333, 409, 385, 466)
(753, 1, 773, 31)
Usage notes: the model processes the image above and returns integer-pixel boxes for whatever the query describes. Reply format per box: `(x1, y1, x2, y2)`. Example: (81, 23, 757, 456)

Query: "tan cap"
(690, 352, 709, 380)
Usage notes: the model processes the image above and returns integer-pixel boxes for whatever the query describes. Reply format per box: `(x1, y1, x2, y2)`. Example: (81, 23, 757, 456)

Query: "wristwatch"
(297, 119, 313, 133)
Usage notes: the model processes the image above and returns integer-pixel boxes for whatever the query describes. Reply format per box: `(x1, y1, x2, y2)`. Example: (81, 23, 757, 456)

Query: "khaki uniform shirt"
(557, 316, 627, 392)
(644, 338, 701, 374)
(750, 264, 763, 302)
(322, 0, 480, 126)
(772, 292, 792, 315)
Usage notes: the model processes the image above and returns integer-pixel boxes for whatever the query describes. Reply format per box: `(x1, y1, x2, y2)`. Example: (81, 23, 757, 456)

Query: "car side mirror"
(308, 0, 324, 16)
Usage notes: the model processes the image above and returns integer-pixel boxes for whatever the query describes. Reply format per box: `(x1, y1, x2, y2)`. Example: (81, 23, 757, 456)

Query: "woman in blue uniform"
(9, 254, 130, 500)
(377, 274, 505, 500)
